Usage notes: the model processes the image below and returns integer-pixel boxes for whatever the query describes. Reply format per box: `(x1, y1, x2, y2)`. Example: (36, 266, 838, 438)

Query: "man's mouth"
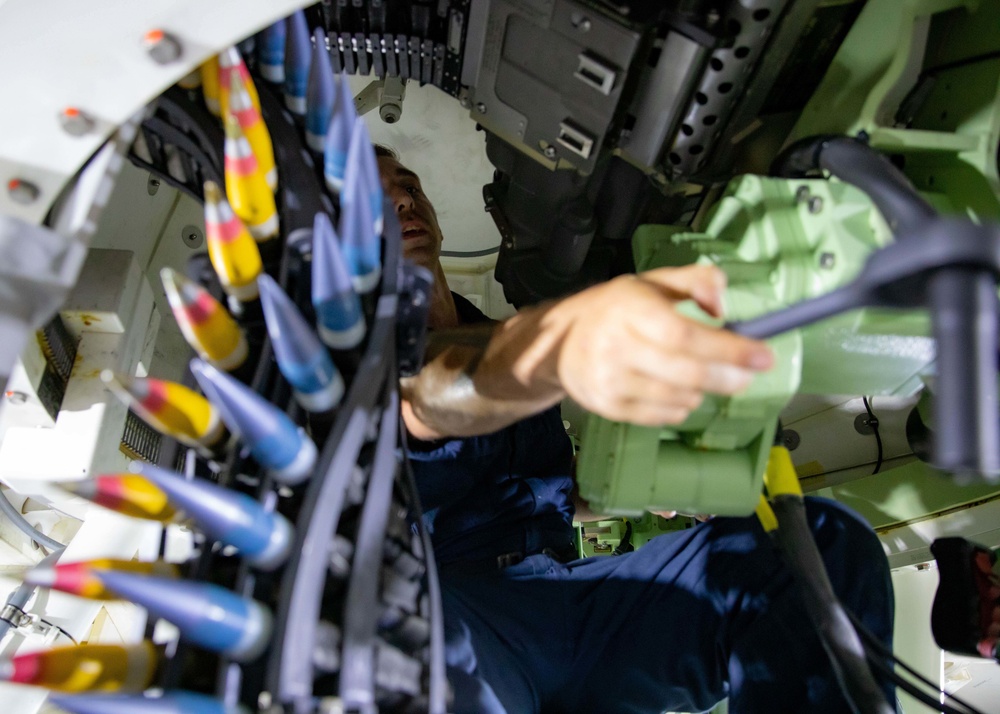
(401, 223, 427, 241)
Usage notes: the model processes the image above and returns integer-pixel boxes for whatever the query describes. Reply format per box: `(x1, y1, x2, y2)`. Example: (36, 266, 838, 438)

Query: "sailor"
(377, 146, 895, 713)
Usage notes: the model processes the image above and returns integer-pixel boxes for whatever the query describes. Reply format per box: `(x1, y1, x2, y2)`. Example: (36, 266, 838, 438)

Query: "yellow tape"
(755, 494, 779, 533)
(764, 445, 803, 499)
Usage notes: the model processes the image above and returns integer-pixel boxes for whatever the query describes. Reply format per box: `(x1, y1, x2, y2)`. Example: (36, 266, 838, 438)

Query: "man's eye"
(405, 186, 420, 195)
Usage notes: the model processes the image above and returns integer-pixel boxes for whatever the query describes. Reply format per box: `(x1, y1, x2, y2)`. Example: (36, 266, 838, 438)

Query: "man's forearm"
(400, 303, 569, 440)
(401, 267, 775, 441)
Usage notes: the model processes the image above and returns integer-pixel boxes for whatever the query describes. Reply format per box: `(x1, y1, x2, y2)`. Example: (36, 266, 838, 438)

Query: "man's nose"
(391, 186, 413, 214)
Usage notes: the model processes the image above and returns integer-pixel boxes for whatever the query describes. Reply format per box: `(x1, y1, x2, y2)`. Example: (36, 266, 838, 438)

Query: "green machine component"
(577, 176, 935, 518)
(574, 513, 692, 559)
(577, 0, 1000, 520)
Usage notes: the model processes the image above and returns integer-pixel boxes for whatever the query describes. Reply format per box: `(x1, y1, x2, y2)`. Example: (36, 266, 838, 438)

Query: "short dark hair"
(373, 144, 399, 160)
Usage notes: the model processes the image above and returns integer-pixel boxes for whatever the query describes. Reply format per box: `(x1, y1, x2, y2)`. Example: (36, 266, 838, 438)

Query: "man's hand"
(403, 265, 774, 439)
(539, 265, 773, 425)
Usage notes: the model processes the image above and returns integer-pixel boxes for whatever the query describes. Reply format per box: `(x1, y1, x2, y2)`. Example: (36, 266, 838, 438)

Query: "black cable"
(769, 496, 894, 714)
(863, 396, 883, 474)
(439, 245, 501, 258)
(848, 610, 987, 714)
(922, 50, 1000, 78)
(863, 651, 982, 714)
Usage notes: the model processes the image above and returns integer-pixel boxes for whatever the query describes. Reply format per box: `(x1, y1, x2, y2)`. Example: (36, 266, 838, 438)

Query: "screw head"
(143, 29, 183, 64)
(475, 102, 487, 114)
(543, 146, 557, 159)
(819, 251, 836, 269)
(181, 224, 204, 249)
(59, 107, 95, 136)
(7, 178, 40, 205)
(807, 195, 824, 214)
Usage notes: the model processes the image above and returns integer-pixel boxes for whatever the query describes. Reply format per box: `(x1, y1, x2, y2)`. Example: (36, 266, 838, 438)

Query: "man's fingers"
(621, 348, 757, 396)
(626, 311, 773, 373)
(636, 265, 727, 318)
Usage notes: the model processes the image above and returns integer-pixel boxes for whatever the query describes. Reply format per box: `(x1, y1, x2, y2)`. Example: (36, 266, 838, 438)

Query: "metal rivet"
(543, 145, 557, 159)
(571, 12, 592, 31)
(59, 107, 95, 136)
(475, 102, 487, 114)
(7, 178, 40, 205)
(181, 224, 204, 249)
(143, 29, 183, 64)
(819, 252, 836, 269)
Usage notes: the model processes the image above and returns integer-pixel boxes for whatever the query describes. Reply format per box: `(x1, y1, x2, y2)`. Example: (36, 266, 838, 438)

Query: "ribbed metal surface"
(119, 409, 162, 464)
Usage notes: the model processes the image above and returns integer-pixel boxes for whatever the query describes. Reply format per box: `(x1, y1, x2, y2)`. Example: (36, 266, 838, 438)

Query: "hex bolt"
(7, 178, 40, 205)
(58, 107, 95, 136)
(819, 252, 836, 269)
(475, 102, 487, 114)
(143, 29, 183, 64)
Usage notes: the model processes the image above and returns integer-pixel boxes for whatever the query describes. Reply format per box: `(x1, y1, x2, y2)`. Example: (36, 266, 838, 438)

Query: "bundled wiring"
(758, 446, 894, 714)
(848, 611, 988, 714)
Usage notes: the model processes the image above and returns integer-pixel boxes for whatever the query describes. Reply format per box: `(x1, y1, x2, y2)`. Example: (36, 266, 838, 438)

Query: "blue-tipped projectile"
(130, 461, 293, 571)
(258, 274, 345, 412)
(49, 691, 249, 714)
(311, 212, 366, 349)
(340, 151, 381, 293)
(257, 19, 286, 83)
(346, 119, 385, 236)
(283, 10, 311, 115)
(323, 73, 357, 194)
(190, 360, 317, 484)
(92, 570, 272, 662)
(306, 28, 335, 152)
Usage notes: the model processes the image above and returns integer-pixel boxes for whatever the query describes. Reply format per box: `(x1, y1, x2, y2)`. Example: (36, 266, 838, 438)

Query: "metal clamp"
(1, 603, 60, 642)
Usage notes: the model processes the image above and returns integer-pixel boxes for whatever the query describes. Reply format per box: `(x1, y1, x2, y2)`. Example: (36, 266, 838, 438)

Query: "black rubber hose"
(928, 269, 1000, 480)
(774, 136, 936, 235)
(769, 496, 894, 714)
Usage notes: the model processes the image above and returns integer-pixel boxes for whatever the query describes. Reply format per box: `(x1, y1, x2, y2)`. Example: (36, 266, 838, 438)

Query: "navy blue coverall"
(409, 296, 895, 713)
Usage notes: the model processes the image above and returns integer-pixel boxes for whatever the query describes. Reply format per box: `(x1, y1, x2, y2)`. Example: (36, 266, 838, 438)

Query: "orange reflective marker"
(0, 642, 159, 693)
(25, 559, 180, 600)
(101, 371, 226, 450)
(59, 474, 176, 522)
(223, 114, 279, 242)
(225, 65, 277, 191)
(203, 180, 264, 302)
(160, 267, 248, 371)
(218, 46, 261, 120)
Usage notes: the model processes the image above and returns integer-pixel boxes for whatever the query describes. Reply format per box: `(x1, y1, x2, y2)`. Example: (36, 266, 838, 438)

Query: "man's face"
(377, 155, 445, 271)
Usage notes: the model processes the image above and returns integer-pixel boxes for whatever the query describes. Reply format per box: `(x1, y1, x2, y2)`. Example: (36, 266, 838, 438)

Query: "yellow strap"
(763, 445, 803, 499)
(755, 494, 779, 533)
